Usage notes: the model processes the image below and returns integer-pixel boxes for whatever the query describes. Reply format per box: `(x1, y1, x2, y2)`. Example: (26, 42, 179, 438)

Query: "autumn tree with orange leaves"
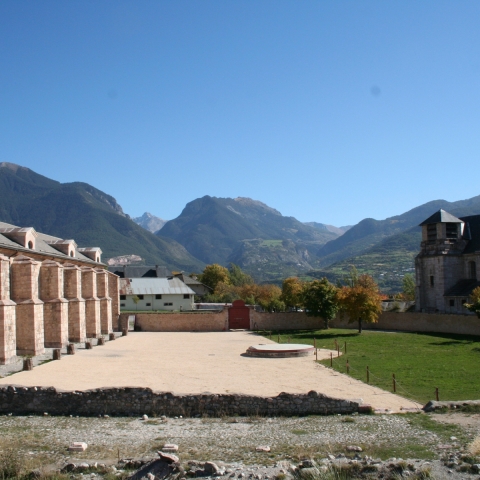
(337, 273, 383, 333)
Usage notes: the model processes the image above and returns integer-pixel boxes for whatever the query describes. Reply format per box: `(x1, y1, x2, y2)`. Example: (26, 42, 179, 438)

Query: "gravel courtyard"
(0, 331, 420, 412)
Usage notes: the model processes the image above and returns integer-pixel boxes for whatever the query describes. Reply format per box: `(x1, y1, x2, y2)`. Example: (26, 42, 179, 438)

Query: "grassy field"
(260, 328, 480, 404)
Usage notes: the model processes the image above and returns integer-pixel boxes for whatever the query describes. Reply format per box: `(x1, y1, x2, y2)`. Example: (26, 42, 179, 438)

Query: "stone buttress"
(63, 263, 86, 343)
(95, 268, 112, 334)
(40, 260, 69, 348)
(10, 255, 45, 356)
(107, 272, 119, 331)
(0, 254, 16, 364)
(81, 266, 101, 338)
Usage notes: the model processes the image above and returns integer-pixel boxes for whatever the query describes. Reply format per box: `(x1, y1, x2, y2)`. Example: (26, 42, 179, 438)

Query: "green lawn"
(260, 328, 480, 404)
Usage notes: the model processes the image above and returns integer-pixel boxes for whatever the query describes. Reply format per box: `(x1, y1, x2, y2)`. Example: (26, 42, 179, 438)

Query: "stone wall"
(0, 386, 359, 417)
(251, 311, 321, 331)
(330, 311, 480, 336)
(128, 311, 229, 332)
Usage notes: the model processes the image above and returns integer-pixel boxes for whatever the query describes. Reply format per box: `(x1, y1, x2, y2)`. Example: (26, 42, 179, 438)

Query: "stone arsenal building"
(415, 209, 480, 314)
(0, 221, 119, 365)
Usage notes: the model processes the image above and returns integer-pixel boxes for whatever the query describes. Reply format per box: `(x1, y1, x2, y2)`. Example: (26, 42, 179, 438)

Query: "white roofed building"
(119, 277, 195, 311)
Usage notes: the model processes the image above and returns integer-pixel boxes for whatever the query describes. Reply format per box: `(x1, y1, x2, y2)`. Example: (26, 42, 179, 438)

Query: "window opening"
(430, 275, 434, 287)
(427, 224, 437, 242)
(446, 223, 458, 239)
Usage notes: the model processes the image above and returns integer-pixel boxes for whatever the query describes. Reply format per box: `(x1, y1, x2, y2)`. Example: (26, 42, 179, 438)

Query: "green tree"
(228, 263, 254, 286)
(280, 277, 304, 311)
(132, 295, 140, 311)
(337, 274, 382, 333)
(199, 264, 230, 291)
(402, 274, 416, 301)
(302, 278, 339, 329)
(465, 286, 480, 318)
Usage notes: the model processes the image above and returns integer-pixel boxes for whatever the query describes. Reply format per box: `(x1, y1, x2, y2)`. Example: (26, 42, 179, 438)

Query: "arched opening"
(469, 261, 477, 280)
(27, 241, 33, 249)
(96, 256, 99, 262)
(70, 251, 74, 257)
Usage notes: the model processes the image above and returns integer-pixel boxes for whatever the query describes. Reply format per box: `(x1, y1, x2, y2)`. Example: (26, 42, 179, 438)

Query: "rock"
(69, 442, 88, 452)
(327, 455, 335, 461)
(147, 474, 155, 480)
(77, 463, 90, 470)
(204, 462, 221, 475)
(346, 446, 362, 452)
(300, 460, 315, 468)
(255, 446, 270, 452)
(27, 469, 42, 479)
(162, 444, 178, 452)
(62, 463, 77, 473)
(450, 436, 457, 441)
(472, 464, 480, 473)
(157, 452, 179, 464)
(142, 414, 149, 421)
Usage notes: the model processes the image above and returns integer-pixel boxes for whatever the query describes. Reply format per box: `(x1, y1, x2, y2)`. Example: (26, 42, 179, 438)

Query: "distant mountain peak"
(0, 162, 24, 172)
(234, 197, 282, 216)
(133, 212, 166, 233)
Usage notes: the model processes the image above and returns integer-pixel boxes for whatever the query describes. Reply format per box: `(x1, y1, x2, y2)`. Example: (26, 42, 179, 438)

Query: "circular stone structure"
(246, 343, 315, 358)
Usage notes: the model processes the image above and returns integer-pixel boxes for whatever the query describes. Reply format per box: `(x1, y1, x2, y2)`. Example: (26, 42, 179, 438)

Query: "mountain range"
(0, 162, 203, 272)
(2, 162, 480, 292)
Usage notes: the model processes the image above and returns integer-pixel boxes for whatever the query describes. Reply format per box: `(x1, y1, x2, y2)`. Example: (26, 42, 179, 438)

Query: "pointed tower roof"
(419, 209, 463, 226)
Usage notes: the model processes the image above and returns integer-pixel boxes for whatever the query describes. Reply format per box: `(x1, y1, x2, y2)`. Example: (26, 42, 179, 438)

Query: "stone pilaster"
(63, 263, 86, 343)
(95, 268, 112, 334)
(10, 255, 44, 356)
(108, 272, 120, 331)
(40, 260, 69, 348)
(0, 254, 16, 365)
(81, 266, 101, 338)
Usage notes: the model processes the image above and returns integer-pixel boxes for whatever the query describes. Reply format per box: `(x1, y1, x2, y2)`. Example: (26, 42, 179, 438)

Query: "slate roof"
(444, 279, 480, 297)
(119, 277, 195, 295)
(108, 265, 171, 278)
(460, 214, 480, 254)
(174, 273, 211, 287)
(419, 209, 463, 226)
(0, 221, 103, 266)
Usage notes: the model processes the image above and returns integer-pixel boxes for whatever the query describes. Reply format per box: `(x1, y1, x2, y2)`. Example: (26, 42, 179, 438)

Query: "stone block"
(69, 442, 88, 452)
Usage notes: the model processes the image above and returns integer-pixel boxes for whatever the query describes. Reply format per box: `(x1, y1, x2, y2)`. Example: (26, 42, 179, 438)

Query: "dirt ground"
(0, 331, 421, 412)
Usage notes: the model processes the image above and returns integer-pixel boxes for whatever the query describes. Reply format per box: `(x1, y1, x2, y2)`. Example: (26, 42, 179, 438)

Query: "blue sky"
(1, 1, 479, 227)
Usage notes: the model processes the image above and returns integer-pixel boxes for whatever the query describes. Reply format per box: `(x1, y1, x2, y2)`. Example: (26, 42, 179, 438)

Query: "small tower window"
(27, 241, 33, 249)
(469, 261, 477, 280)
(430, 275, 435, 287)
(446, 223, 458, 239)
(427, 224, 436, 242)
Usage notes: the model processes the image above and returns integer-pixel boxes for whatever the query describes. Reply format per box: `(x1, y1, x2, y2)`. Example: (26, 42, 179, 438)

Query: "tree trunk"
(358, 318, 363, 333)
(324, 317, 330, 329)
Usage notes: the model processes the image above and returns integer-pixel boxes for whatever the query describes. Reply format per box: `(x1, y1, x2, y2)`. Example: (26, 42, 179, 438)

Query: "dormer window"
(0, 227, 38, 249)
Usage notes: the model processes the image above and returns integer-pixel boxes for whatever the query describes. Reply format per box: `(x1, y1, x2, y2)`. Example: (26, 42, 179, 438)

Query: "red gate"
(228, 300, 251, 329)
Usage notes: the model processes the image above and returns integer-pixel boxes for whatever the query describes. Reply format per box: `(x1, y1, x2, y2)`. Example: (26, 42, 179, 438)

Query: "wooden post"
(330, 352, 333, 367)
(337, 345, 340, 357)
(314, 338, 316, 349)
(346, 359, 350, 374)
(315, 348, 318, 361)
(392, 374, 396, 393)
(344, 341, 347, 354)
(367, 366, 369, 384)
(435, 387, 439, 401)
(334, 339, 338, 349)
